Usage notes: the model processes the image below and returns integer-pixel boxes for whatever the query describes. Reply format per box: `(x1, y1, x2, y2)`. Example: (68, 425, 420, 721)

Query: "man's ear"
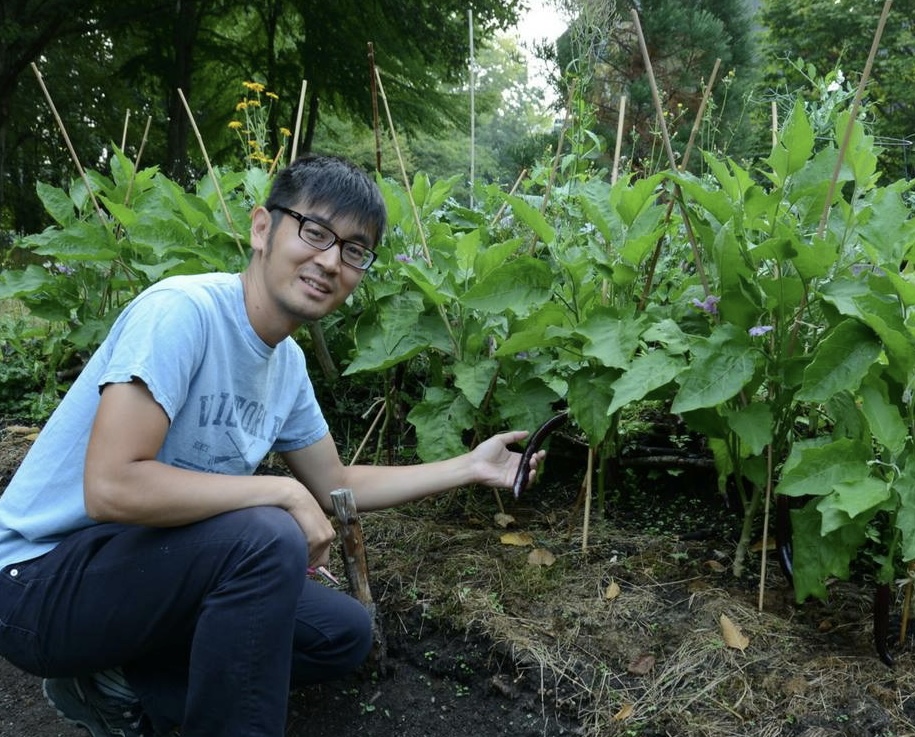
(249, 206, 272, 254)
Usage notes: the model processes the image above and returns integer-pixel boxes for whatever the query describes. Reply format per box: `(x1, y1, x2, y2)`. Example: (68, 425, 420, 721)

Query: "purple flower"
(395, 253, 413, 263)
(691, 295, 720, 315)
(749, 325, 774, 337)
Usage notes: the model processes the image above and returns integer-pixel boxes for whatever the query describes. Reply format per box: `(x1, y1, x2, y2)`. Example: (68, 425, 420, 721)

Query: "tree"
(0, 0, 525, 235)
(759, 0, 915, 180)
(551, 0, 758, 172)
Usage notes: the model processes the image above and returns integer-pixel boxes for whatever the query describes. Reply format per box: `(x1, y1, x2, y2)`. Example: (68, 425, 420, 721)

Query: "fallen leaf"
(612, 703, 634, 721)
(493, 512, 516, 529)
(703, 560, 726, 572)
(720, 614, 749, 651)
(527, 548, 556, 567)
(627, 653, 655, 676)
(500, 531, 534, 547)
(5, 425, 40, 436)
(604, 581, 621, 600)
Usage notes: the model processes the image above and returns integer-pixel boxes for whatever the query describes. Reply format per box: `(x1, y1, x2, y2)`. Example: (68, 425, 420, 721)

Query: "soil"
(2, 424, 915, 737)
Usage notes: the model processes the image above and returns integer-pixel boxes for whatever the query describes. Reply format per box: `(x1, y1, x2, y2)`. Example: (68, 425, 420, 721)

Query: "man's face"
(247, 203, 373, 339)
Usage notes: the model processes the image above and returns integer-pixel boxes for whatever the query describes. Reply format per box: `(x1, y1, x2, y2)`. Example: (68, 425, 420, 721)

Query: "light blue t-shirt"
(0, 272, 329, 570)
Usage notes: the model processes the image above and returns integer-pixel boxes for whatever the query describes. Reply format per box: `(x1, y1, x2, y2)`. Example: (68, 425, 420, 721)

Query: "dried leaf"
(703, 560, 726, 572)
(500, 531, 534, 547)
(720, 614, 749, 651)
(612, 703, 635, 721)
(493, 512, 516, 529)
(627, 653, 655, 676)
(5, 425, 40, 435)
(527, 548, 556, 567)
(604, 581, 621, 600)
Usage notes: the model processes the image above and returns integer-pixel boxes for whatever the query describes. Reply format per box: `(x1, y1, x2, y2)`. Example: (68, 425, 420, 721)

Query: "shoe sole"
(42, 680, 105, 737)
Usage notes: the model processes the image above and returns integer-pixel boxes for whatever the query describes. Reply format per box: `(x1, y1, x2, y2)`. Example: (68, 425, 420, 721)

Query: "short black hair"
(265, 154, 387, 247)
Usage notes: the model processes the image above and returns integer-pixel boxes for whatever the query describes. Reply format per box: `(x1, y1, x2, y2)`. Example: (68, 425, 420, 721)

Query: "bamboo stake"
(636, 57, 720, 312)
(177, 88, 244, 257)
(31, 63, 106, 227)
(757, 443, 775, 611)
(581, 446, 594, 553)
(290, 80, 308, 164)
(816, 0, 893, 238)
(611, 95, 627, 186)
(348, 399, 386, 467)
(788, 0, 892, 355)
(771, 101, 779, 149)
(373, 67, 433, 266)
(120, 109, 131, 152)
(124, 116, 153, 208)
(630, 10, 710, 298)
(489, 168, 528, 228)
(373, 66, 459, 357)
(368, 43, 382, 173)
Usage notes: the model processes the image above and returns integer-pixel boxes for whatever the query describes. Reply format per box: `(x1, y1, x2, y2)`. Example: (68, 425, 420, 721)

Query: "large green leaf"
(460, 257, 553, 317)
(36, 182, 77, 226)
(407, 387, 475, 462)
(790, 498, 869, 602)
(567, 366, 619, 445)
(796, 319, 881, 402)
(776, 438, 872, 497)
(816, 478, 890, 535)
(573, 309, 646, 370)
(607, 350, 685, 415)
(671, 327, 759, 413)
(453, 358, 499, 409)
(724, 402, 773, 457)
(858, 377, 908, 456)
(503, 194, 555, 244)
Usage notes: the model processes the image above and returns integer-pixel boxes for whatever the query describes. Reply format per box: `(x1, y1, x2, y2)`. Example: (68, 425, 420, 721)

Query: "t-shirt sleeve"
(270, 350, 330, 452)
(96, 289, 206, 421)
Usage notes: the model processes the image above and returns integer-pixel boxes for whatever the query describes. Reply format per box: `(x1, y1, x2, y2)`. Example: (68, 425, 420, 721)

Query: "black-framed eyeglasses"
(269, 206, 377, 270)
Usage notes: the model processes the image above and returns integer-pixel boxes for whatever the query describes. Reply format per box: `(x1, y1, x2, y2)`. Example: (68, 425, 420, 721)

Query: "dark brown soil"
(4, 425, 915, 737)
(0, 609, 579, 737)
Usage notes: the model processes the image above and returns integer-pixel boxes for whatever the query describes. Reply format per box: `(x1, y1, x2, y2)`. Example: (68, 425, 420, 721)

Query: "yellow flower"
(248, 140, 260, 148)
(279, 127, 292, 137)
(247, 99, 262, 108)
(228, 120, 243, 130)
(243, 81, 265, 92)
(236, 102, 247, 111)
(266, 91, 279, 101)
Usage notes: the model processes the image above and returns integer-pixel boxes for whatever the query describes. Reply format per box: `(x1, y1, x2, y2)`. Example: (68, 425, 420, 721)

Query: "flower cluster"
(228, 81, 291, 171)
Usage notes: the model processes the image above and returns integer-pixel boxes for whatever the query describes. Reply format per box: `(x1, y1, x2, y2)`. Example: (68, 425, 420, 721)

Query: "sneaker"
(43, 675, 154, 737)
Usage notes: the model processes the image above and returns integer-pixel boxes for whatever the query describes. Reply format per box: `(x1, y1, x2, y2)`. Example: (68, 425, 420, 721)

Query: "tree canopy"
(0, 0, 523, 234)
(759, 0, 915, 179)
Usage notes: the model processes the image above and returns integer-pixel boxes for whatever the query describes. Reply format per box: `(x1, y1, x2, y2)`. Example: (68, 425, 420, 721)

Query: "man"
(0, 154, 544, 737)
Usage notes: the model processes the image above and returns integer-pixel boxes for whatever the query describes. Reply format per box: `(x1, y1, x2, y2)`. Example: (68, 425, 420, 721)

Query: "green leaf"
(895, 463, 915, 562)
(573, 309, 646, 369)
(671, 327, 758, 413)
(766, 98, 814, 184)
(790, 498, 869, 602)
(0, 264, 55, 299)
(816, 478, 890, 534)
(407, 387, 475, 461)
(567, 366, 619, 445)
(724, 402, 773, 457)
(453, 358, 499, 409)
(607, 351, 685, 415)
(796, 319, 881, 402)
(36, 182, 76, 226)
(503, 194, 555, 244)
(345, 294, 440, 374)
(460, 257, 553, 317)
(858, 377, 908, 456)
(776, 438, 872, 497)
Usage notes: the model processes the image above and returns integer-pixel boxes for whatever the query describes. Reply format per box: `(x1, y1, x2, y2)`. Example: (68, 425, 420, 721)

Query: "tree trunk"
(165, 0, 201, 181)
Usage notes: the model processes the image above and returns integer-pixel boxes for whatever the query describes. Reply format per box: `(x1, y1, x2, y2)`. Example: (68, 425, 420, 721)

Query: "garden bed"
(2, 424, 914, 737)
